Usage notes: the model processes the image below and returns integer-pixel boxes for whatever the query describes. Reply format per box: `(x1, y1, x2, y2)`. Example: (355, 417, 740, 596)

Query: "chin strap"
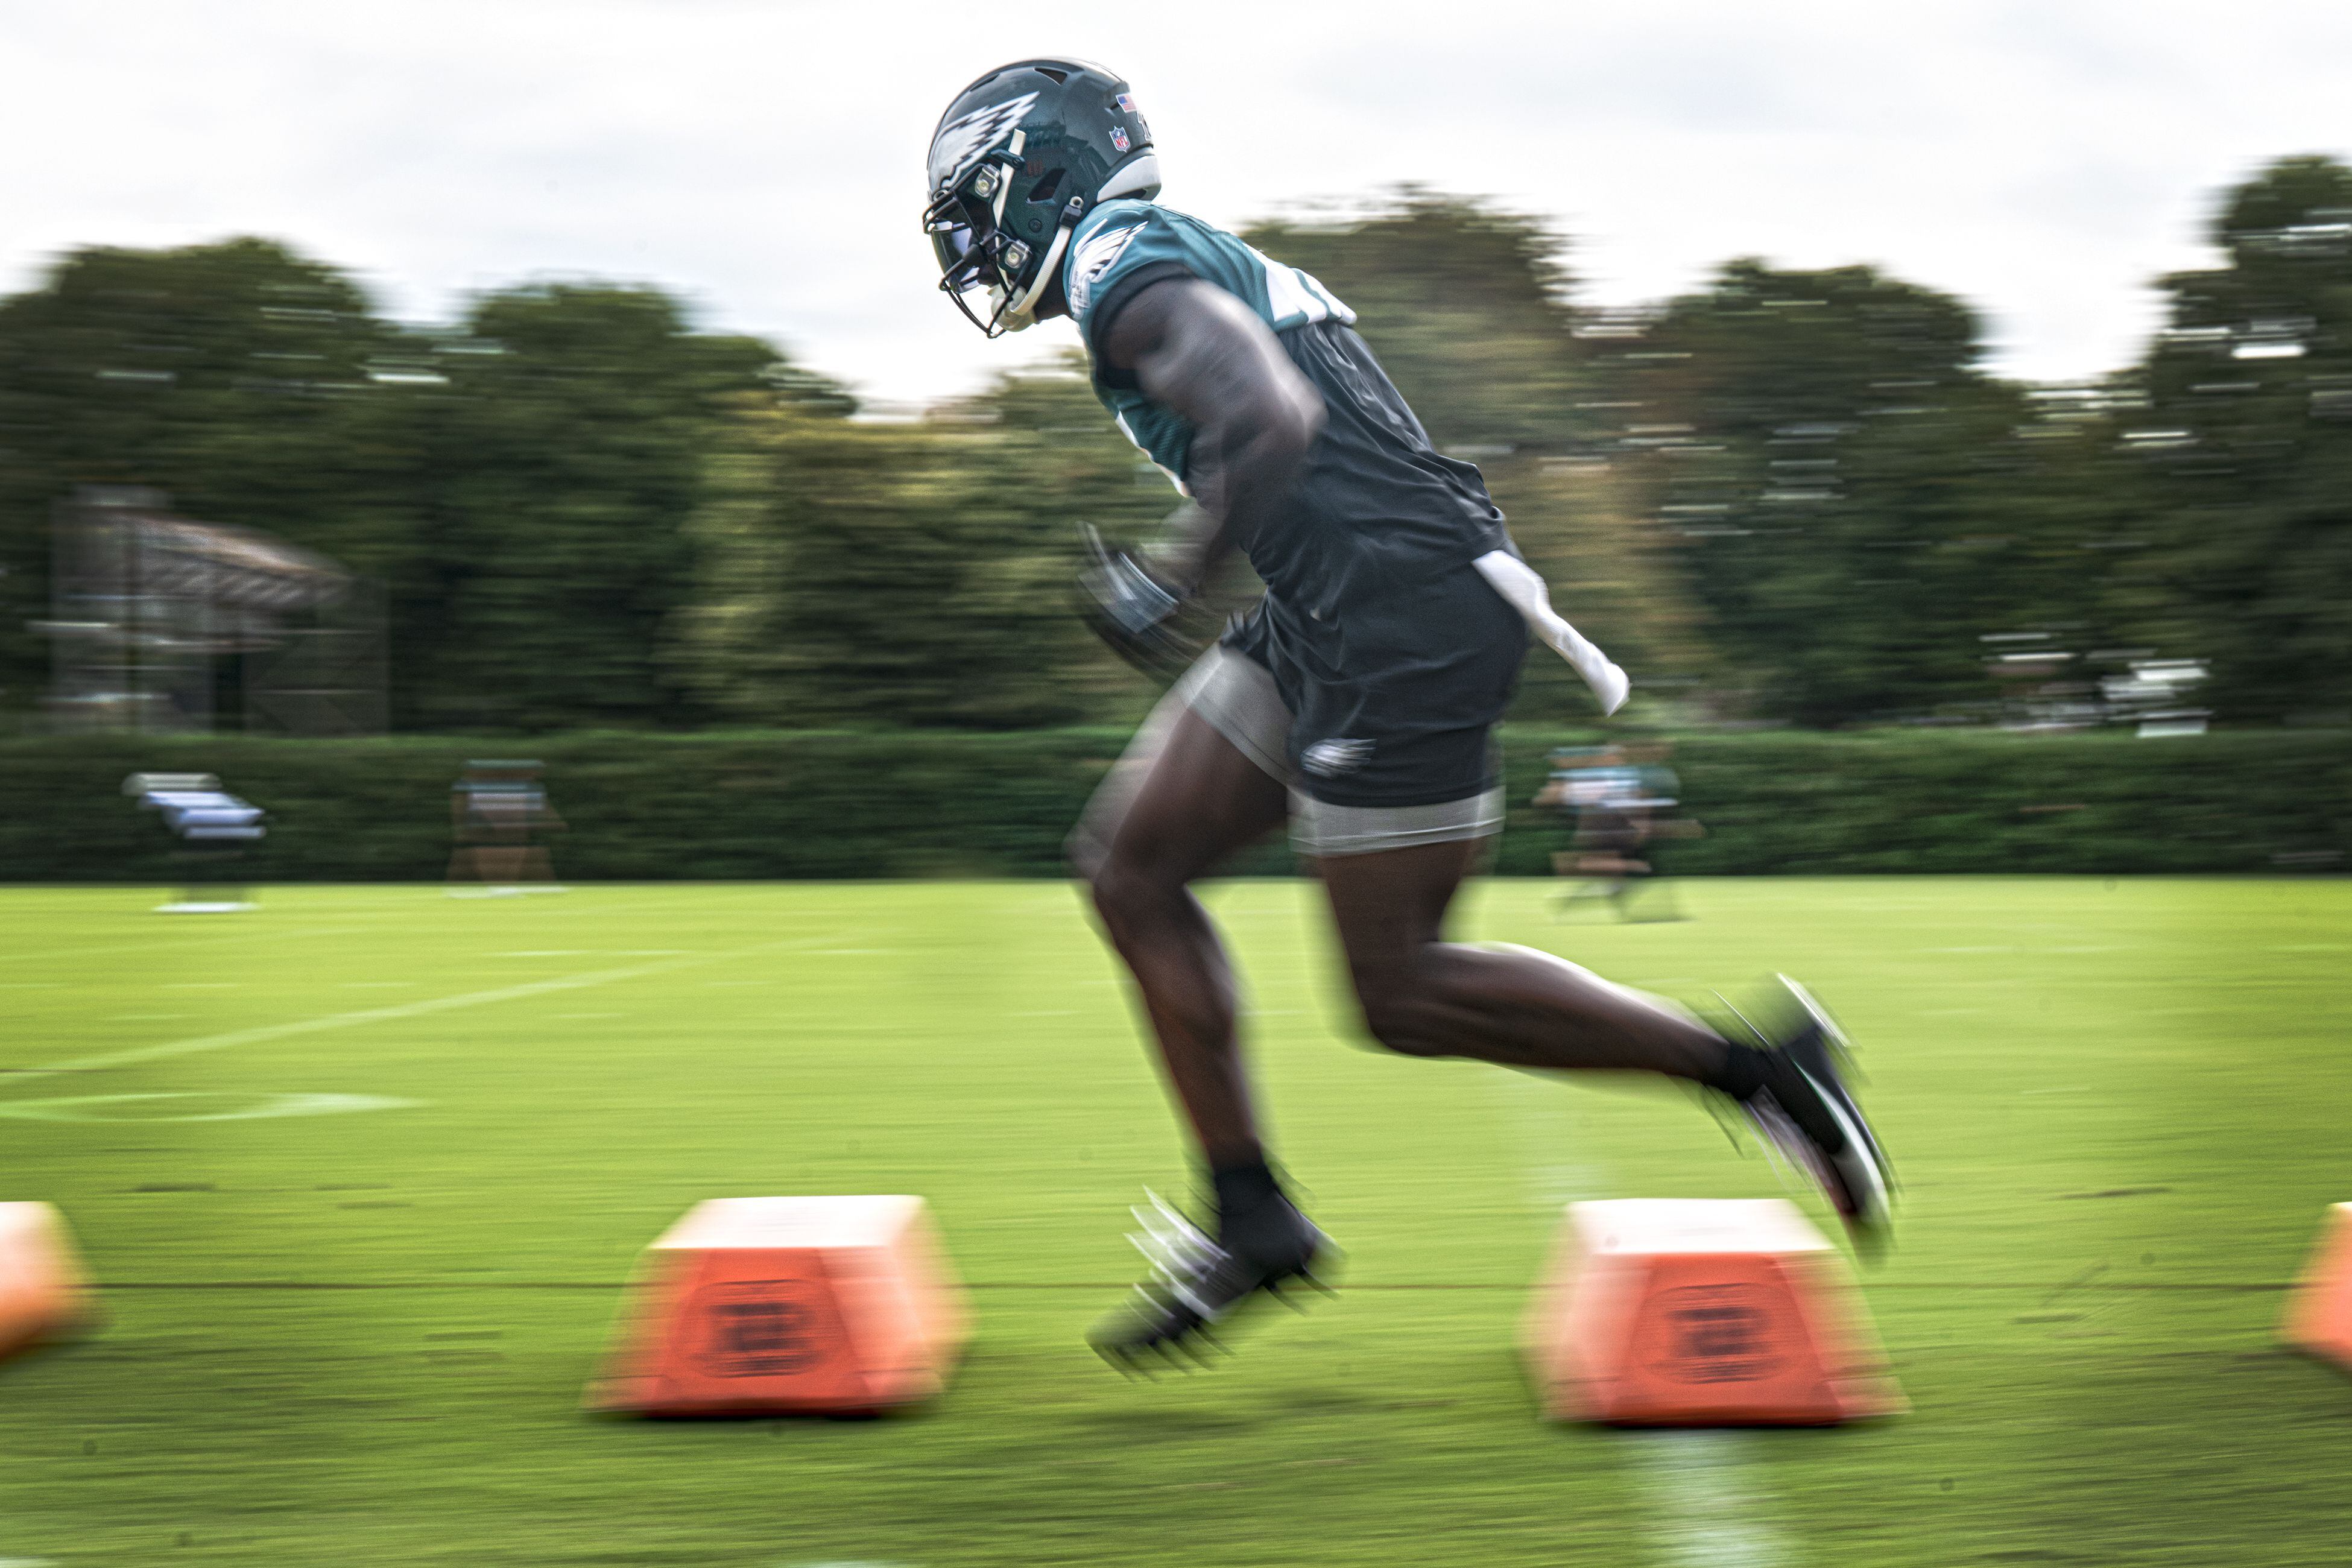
(998, 195, 1086, 333)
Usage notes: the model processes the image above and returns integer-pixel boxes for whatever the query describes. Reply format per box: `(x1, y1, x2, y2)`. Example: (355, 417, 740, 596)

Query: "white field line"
(4, 932, 856, 1087)
(1625, 1432, 1785, 1568)
(1486, 1068, 1786, 1568)
(0, 885, 751, 969)
(0, 916, 378, 969)
(1482, 1066, 1609, 1215)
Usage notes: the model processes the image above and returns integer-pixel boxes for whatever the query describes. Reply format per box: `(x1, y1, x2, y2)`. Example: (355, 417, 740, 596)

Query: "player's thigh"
(1314, 836, 1482, 994)
(1074, 648, 1293, 886)
(1105, 707, 1289, 886)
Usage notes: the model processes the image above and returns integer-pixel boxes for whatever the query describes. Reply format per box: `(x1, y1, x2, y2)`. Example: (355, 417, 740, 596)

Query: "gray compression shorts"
(1069, 645, 1505, 867)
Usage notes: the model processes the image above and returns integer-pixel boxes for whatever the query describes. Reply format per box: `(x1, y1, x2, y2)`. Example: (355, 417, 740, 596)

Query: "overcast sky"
(3, 1, 2345, 408)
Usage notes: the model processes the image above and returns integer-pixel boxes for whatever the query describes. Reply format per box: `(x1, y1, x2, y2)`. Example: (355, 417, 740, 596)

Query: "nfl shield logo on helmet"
(1109, 125, 1130, 153)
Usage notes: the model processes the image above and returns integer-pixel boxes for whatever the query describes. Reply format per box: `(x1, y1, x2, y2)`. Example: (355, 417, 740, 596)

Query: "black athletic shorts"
(1222, 557, 1529, 810)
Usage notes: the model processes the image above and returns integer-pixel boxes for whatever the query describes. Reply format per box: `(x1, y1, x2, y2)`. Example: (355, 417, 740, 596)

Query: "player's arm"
(1099, 277, 1326, 591)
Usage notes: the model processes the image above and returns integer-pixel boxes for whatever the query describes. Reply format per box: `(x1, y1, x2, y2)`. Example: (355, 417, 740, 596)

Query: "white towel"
(1472, 550, 1630, 716)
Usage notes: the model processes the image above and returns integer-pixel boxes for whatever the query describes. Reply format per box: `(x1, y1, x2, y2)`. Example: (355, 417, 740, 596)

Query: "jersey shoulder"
(1064, 200, 1220, 344)
(1065, 200, 1355, 353)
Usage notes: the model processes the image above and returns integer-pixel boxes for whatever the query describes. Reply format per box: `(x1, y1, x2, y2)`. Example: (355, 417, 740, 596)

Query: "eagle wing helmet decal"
(927, 91, 1038, 197)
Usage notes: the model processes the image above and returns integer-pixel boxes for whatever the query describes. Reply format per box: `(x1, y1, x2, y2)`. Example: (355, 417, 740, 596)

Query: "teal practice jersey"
(1061, 198, 1511, 622)
(1064, 198, 1353, 484)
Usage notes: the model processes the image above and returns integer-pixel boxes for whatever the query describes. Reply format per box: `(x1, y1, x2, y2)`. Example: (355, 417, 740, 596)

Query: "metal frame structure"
(41, 486, 384, 735)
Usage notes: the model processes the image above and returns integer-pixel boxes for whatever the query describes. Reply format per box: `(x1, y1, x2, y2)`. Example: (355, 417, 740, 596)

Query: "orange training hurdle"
(1522, 1198, 1903, 1426)
(590, 1195, 967, 1417)
(0, 1203, 94, 1360)
(2282, 1203, 2352, 1370)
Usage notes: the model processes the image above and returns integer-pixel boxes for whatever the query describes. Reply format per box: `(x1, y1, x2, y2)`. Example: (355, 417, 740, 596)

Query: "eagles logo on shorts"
(1301, 738, 1372, 778)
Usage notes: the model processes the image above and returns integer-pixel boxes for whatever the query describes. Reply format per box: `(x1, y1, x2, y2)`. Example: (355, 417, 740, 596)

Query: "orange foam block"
(589, 1195, 967, 1416)
(2281, 1203, 2352, 1368)
(0, 1202, 95, 1359)
(1522, 1198, 1904, 1426)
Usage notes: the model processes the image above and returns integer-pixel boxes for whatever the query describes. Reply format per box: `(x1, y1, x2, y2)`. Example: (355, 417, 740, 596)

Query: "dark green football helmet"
(923, 59, 1162, 337)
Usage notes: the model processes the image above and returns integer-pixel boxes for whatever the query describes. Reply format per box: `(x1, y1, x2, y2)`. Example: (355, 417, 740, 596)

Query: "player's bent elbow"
(1272, 413, 1322, 480)
(1256, 383, 1324, 470)
(1213, 403, 1320, 516)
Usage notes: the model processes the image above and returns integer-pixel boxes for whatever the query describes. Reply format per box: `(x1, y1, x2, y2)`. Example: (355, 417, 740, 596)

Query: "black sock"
(1706, 1040, 1774, 1101)
(1708, 1040, 1853, 1154)
(1210, 1158, 1291, 1253)
(1212, 1157, 1280, 1219)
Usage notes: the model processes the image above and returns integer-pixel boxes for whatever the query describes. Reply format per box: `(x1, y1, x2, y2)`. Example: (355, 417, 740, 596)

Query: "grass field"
(1, 876, 2347, 1566)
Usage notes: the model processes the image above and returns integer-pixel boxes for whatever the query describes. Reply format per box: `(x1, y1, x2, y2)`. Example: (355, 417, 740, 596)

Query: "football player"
(923, 59, 1894, 1367)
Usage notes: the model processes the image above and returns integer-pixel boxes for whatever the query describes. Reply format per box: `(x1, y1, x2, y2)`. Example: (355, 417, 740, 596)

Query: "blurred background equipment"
(446, 759, 566, 896)
(124, 768, 264, 912)
(0, 1203, 94, 1364)
(1522, 1198, 1902, 1425)
(590, 1195, 968, 1417)
(42, 487, 382, 736)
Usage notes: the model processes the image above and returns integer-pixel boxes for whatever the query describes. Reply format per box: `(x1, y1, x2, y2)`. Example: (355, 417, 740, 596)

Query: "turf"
(0, 877, 2347, 1566)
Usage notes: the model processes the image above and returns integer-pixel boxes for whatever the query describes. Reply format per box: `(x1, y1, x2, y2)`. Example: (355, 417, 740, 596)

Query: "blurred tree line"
(1, 155, 2345, 733)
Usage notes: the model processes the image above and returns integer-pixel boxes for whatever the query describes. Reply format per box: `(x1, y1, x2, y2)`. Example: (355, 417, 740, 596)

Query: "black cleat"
(1719, 976, 1895, 1257)
(1089, 1190, 1335, 1371)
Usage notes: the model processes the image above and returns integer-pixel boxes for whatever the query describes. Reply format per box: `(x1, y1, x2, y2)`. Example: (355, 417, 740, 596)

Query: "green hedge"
(1, 727, 2344, 883)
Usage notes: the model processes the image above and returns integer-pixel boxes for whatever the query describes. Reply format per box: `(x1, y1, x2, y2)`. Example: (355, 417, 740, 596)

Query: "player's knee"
(1085, 849, 1177, 940)
(1354, 979, 1451, 1059)
(1084, 857, 1136, 932)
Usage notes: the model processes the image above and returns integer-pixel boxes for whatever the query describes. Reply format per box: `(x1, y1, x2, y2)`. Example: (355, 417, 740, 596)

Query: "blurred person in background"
(1536, 742, 1700, 920)
(922, 58, 1893, 1368)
